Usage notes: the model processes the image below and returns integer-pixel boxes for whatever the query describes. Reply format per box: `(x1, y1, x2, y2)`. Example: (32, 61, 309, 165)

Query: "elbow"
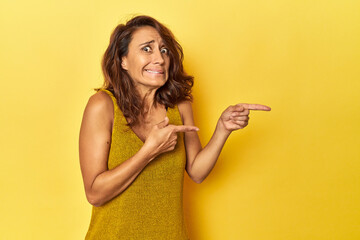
(89, 200, 103, 208)
(87, 196, 101, 207)
(86, 192, 105, 207)
(188, 170, 204, 184)
(193, 177, 204, 184)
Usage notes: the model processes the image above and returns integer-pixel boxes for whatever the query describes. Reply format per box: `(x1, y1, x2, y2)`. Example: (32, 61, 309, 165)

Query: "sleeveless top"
(85, 89, 190, 240)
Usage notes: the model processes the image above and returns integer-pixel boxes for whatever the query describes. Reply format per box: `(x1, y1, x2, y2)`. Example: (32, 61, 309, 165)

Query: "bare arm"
(178, 101, 271, 184)
(178, 101, 228, 184)
(79, 92, 199, 207)
(79, 91, 156, 207)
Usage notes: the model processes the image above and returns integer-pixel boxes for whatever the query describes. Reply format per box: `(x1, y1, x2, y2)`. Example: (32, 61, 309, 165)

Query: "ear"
(121, 56, 128, 70)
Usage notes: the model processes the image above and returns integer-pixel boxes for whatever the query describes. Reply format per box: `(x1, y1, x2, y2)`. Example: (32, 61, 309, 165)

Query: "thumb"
(157, 116, 169, 129)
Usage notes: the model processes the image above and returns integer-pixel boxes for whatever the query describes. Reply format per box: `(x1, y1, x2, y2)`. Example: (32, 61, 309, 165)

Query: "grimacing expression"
(121, 26, 170, 92)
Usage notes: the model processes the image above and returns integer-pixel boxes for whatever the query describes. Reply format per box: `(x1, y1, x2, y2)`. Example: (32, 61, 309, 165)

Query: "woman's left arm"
(178, 101, 270, 184)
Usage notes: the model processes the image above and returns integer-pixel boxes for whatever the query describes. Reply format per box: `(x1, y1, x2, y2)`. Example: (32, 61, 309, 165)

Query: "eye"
(142, 46, 151, 52)
(160, 47, 169, 54)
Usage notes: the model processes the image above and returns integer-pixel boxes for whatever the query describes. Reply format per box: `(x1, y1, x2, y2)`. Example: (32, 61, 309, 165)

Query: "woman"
(79, 15, 270, 239)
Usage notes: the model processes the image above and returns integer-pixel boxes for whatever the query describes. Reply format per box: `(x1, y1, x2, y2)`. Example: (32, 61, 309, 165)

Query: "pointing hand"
(218, 103, 271, 134)
(144, 117, 199, 159)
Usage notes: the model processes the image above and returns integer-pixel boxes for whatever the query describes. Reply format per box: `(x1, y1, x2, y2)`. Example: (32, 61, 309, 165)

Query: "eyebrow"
(138, 40, 155, 47)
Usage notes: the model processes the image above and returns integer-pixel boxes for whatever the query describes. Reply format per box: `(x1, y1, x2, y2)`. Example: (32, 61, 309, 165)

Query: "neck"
(136, 86, 158, 116)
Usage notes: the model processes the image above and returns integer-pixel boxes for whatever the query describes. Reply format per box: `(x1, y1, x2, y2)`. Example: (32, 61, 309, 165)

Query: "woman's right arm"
(79, 91, 156, 207)
(79, 91, 199, 207)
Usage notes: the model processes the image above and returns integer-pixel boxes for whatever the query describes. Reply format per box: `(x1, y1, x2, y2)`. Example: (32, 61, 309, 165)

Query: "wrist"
(216, 120, 232, 138)
(140, 142, 158, 162)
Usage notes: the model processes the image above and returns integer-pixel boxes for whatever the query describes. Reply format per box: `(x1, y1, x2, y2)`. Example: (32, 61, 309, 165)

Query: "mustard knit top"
(85, 89, 190, 240)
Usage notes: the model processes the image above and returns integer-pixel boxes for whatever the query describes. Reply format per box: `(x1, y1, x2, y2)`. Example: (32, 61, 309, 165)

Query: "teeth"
(146, 70, 162, 74)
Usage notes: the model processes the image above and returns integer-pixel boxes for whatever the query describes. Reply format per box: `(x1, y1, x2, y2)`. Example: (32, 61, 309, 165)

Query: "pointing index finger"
(172, 125, 199, 133)
(237, 103, 271, 111)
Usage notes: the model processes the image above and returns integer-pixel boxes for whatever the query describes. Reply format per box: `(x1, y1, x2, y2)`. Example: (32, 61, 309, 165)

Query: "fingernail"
(195, 128, 199, 131)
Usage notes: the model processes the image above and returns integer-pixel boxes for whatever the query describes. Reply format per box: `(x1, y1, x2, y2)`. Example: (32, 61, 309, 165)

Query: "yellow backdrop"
(1, 0, 359, 239)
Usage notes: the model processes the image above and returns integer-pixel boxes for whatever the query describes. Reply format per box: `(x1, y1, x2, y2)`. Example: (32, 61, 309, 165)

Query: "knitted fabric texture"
(85, 89, 190, 240)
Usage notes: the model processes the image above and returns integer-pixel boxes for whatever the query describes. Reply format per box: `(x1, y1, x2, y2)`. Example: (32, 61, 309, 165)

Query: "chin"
(150, 78, 168, 87)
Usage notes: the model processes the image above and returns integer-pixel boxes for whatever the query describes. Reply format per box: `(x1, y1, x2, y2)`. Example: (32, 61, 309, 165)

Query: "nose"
(153, 49, 165, 65)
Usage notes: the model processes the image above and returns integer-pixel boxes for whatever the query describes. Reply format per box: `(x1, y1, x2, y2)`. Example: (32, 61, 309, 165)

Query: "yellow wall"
(1, 0, 359, 239)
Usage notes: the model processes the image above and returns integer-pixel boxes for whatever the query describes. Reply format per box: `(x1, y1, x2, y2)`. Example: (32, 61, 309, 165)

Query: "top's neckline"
(123, 107, 170, 144)
(100, 89, 171, 145)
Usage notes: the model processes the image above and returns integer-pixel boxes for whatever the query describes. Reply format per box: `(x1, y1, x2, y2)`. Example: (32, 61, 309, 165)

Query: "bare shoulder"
(177, 100, 192, 113)
(87, 90, 113, 113)
(81, 90, 114, 133)
(84, 90, 113, 119)
(177, 100, 195, 125)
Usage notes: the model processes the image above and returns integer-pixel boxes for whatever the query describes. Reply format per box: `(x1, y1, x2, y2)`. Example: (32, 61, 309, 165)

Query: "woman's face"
(121, 26, 170, 93)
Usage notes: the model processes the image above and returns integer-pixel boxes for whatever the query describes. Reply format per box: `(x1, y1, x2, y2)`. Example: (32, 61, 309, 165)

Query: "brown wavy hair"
(95, 15, 194, 126)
